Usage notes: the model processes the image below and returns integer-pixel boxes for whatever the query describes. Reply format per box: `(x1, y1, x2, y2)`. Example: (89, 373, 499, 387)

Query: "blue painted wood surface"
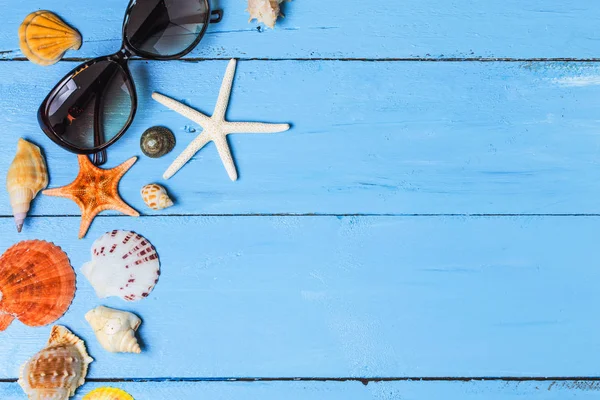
(3, 61, 600, 218)
(1, 215, 600, 379)
(0, 380, 599, 400)
(1, 0, 600, 59)
(0, 0, 598, 398)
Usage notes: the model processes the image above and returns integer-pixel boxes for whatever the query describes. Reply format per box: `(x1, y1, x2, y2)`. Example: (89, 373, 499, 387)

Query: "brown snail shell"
(140, 127, 175, 158)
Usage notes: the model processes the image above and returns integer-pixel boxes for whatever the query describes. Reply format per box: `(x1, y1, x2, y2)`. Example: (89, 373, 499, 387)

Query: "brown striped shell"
(19, 325, 93, 399)
(81, 231, 160, 301)
(0, 240, 75, 331)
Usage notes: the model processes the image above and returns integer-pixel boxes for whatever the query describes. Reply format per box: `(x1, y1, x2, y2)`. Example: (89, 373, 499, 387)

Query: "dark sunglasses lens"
(44, 60, 134, 151)
(125, 0, 209, 57)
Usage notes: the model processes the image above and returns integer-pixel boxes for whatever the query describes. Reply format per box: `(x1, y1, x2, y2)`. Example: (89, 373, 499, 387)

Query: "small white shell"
(81, 230, 160, 302)
(247, 0, 288, 28)
(85, 306, 142, 354)
(141, 183, 174, 210)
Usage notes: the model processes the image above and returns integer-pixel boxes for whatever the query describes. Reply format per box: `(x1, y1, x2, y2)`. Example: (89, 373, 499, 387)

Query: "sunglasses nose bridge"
(112, 46, 133, 63)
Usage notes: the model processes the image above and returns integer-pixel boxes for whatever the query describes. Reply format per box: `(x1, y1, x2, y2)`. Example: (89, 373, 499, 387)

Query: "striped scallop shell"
(19, 325, 93, 400)
(83, 387, 134, 400)
(81, 231, 160, 302)
(19, 11, 82, 66)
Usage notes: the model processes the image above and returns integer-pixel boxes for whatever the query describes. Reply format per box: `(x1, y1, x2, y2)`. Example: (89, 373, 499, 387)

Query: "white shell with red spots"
(81, 230, 160, 301)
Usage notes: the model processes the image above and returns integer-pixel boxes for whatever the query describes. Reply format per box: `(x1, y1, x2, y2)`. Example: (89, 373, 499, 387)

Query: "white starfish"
(152, 59, 290, 181)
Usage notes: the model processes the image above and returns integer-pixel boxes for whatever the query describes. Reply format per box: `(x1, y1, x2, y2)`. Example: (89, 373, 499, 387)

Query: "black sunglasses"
(38, 0, 223, 165)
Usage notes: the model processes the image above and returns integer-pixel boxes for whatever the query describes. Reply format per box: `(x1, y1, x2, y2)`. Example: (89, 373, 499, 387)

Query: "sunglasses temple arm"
(210, 10, 223, 24)
(90, 67, 119, 166)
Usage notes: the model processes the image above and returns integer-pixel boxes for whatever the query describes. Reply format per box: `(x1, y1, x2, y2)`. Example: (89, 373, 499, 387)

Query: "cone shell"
(19, 11, 82, 66)
(81, 230, 160, 302)
(141, 184, 174, 210)
(19, 325, 93, 400)
(83, 387, 134, 400)
(0, 241, 75, 331)
(6, 138, 48, 233)
(85, 306, 142, 354)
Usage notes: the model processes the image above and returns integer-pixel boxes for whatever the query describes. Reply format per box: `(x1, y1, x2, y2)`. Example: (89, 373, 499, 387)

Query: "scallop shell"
(85, 306, 142, 354)
(141, 184, 174, 210)
(247, 0, 288, 28)
(81, 230, 160, 302)
(19, 325, 93, 400)
(140, 127, 175, 158)
(83, 387, 134, 400)
(0, 240, 75, 331)
(19, 11, 82, 66)
(6, 138, 49, 232)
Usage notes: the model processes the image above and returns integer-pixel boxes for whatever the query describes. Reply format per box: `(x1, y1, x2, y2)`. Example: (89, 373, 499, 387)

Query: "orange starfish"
(43, 155, 139, 238)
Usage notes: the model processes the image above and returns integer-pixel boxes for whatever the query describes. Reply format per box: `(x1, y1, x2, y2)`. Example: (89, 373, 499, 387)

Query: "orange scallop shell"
(0, 240, 75, 330)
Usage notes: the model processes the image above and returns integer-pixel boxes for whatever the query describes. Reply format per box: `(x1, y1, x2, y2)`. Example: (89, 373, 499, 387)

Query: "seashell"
(85, 306, 142, 354)
(83, 387, 134, 400)
(81, 230, 160, 302)
(141, 183, 174, 210)
(247, 0, 289, 28)
(19, 325, 93, 400)
(6, 138, 48, 233)
(140, 126, 175, 158)
(0, 240, 75, 331)
(19, 11, 82, 66)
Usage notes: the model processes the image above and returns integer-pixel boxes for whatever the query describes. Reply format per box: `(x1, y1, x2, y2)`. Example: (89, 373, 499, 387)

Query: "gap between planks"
(0, 377, 599, 386)
(2, 57, 600, 63)
(7, 214, 600, 218)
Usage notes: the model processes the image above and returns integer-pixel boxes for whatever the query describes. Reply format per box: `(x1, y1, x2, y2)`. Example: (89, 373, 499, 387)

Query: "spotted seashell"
(140, 127, 175, 158)
(141, 184, 174, 210)
(19, 325, 93, 399)
(81, 230, 160, 302)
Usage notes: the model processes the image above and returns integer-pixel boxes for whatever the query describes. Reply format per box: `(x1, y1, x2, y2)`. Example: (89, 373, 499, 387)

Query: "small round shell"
(141, 184, 174, 210)
(140, 127, 175, 158)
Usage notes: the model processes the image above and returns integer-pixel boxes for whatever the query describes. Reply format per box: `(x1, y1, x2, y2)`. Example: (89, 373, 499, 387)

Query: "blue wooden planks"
(0, 216, 599, 378)
(2, 61, 600, 217)
(0, 380, 599, 400)
(1, 0, 600, 59)
(1, 0, 598, 397)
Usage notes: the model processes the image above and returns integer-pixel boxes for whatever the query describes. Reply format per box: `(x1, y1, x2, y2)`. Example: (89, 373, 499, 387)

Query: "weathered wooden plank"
(1, 60, 600, 217)
(0, 215, 598, 378)
(1, 380, 599, 400)
(1, 0, 599, 59)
